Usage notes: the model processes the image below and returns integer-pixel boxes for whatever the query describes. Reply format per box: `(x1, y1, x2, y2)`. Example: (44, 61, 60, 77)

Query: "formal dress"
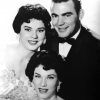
(0, 44, 37, 100)
(48, 25, 100, 100)
(0, 40, 49, 100)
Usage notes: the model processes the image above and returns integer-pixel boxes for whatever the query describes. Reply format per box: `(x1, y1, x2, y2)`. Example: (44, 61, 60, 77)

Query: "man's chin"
(58, 33, 69, 38)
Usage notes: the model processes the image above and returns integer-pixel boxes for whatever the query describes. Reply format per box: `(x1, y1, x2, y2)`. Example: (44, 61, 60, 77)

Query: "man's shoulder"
(79, 26, 100, 52)
(80, 26, 100, 42)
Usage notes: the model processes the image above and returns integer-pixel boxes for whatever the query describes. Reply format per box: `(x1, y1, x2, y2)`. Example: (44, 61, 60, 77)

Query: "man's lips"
(58, 26, 69, 32)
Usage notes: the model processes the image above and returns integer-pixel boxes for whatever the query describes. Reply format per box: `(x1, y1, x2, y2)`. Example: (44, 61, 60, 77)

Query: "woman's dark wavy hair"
(52, 0, 82, 15)
(13, 4, 51, 34)
(25, 50, 64, 82)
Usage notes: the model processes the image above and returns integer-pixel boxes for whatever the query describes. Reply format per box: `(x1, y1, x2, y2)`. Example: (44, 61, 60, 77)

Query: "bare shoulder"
(6, 43, 18, 54)
(5, 43, 19, 65)
(57, 96, 65, 100)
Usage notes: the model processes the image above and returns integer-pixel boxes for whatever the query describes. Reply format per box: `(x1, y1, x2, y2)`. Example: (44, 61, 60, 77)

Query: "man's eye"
(65, 14, 72, 17)
(52, 14, 57, 18)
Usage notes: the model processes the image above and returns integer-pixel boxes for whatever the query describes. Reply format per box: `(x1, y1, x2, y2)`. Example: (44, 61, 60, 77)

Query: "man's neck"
(68, 22, 81, 39)
(72, 27, 81, 39)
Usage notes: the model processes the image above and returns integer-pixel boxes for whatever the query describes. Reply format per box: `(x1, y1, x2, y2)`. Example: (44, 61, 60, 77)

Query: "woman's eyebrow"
(24, 26, 32, 29)
(34, 72, 40, 75)
(48, 74, 57, 77)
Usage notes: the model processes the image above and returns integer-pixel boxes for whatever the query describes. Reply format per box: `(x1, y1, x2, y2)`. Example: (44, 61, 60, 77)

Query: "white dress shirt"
(59, 29, 80, 58)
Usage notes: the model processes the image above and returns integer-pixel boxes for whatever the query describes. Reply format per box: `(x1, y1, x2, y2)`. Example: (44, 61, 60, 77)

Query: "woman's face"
(19, 18, 46, 51)
(33, 65, 58, 99)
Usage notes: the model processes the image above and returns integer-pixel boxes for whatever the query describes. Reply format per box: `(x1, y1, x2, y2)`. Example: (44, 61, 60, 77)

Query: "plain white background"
(0, 0, 100, 46)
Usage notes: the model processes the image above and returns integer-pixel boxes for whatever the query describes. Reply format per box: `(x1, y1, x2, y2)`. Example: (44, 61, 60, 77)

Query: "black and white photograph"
(0, 0, 100, 100)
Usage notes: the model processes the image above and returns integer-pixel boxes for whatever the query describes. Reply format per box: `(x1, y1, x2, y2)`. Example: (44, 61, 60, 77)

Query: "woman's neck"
(14, 43, 35, 79)
(38, 95, 57, 100)
(17, 43, 35, 59)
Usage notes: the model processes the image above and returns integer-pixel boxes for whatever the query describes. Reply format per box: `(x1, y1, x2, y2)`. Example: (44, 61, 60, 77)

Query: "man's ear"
(79, 9, 84, 20)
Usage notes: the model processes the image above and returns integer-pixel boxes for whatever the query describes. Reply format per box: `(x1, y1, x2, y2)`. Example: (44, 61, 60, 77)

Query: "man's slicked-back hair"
(52, 0, 82, 15)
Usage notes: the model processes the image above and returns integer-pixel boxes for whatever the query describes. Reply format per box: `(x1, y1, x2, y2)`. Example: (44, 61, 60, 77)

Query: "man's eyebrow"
(51, 13, 58, 16)
(51, 12, 73, 16)
(62, 12, 73, 16)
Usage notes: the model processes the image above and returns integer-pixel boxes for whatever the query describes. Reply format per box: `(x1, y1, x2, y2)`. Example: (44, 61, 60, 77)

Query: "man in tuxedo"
(49, 0, 100, 100)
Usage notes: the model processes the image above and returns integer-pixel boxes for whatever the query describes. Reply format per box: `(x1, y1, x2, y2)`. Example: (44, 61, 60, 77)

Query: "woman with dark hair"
(0, 4, 51, 100)
(26, 50, 64, 100)
(13, 4, 51, 37)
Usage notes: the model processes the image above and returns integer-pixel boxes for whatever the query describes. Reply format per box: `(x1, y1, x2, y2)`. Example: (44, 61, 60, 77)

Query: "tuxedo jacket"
(47, 26, 100, 100)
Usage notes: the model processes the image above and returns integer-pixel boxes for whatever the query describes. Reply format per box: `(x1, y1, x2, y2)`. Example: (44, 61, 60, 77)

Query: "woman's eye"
(25, 28, 31, 31)
(34, 75, 41, 78)
(38, 29, 45, 33)
(48, 76, 54, 79)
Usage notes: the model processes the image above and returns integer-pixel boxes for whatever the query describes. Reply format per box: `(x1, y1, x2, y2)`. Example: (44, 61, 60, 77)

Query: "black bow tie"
(58, 37, 75, 45)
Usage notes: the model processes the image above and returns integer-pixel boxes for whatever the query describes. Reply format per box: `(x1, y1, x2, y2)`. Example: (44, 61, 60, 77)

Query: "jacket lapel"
(65, 26, 84, 61)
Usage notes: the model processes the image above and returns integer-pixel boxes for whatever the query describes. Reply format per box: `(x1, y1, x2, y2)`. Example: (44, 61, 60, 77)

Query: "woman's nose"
(41, 78, 47, 87)
(32, 32, 38, 39)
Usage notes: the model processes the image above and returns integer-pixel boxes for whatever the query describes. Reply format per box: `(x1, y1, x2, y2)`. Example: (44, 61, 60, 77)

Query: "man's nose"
(57, 17, 65, 26)
(41, 78, 47, 87)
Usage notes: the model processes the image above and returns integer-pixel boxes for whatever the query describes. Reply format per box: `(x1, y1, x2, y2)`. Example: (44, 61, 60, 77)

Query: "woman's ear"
(32, 78, 35, 85)
(57, 81, 62, 92)
(43, 37, 46, 44)
(17, 33, 20, 41)
(79, 9, 84, 20)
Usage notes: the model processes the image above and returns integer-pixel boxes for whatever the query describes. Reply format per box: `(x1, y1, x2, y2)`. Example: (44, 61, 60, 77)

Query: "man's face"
(51, 0, 79, 38)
